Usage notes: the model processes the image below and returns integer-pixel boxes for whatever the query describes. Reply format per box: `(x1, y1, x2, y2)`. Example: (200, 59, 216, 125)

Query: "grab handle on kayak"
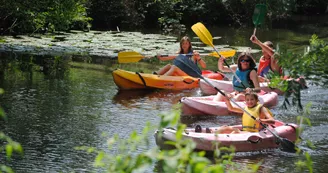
(183, 78, 196, 84)
(247, 136, 262, 144)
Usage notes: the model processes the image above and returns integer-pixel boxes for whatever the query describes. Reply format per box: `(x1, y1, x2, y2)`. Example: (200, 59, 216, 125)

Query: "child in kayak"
(250, 35, 282, 82)
(153, 36, 206, 77)
(212, 92, 275, 134)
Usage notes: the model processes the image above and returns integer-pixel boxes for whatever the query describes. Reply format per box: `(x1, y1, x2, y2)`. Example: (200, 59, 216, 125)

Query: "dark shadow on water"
(112, 89, 199, 108)
(112, 89, 156, 102)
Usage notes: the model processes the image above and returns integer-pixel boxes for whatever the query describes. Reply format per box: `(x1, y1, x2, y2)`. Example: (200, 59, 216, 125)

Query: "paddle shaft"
(161, 53, 221, 57)
(155, 51, 236, 59)
(253, 28, 257, 36)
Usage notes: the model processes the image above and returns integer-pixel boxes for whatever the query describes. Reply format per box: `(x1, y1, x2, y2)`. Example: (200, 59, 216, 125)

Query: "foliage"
(1, 0, 327, 33)
(268, 36, 328, 109)
(0, 0, 91, 34)
(88, 0, 160, 30)
(295, 103, 314, 173)
(77, 105, 260, 173)
(279, 35, 328, 86)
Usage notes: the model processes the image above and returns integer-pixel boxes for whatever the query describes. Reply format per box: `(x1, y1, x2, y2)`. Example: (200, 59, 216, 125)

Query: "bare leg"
(164, 65, 188, 76)
(211, 126, 240, 134)
(157, 64, 171, 75)
(213, 92, 225, 101)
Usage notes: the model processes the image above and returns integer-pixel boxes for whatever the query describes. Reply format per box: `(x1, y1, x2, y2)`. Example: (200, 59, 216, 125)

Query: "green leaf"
(5, 145, 13, 159)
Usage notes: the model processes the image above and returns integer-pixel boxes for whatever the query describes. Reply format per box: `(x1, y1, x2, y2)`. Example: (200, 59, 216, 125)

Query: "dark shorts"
(173, 54, 201, 77)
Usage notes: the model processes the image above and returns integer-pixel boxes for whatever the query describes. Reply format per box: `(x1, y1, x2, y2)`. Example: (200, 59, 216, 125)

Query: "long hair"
(237, 52, 256, 70)
(179, 36, 192, 54)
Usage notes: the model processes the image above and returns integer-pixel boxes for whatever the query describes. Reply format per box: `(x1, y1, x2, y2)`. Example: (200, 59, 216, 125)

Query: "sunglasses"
(240, 59, 251, 63)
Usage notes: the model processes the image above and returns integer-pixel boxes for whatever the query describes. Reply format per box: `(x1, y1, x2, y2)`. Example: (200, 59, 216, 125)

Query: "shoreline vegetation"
(0, 1, 327, 35)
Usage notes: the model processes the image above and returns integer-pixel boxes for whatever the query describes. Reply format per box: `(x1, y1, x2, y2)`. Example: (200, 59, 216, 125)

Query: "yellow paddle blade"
(191, 22, 214, 48)
(209, 50, 236, 58)
(118, 51, 144, 63)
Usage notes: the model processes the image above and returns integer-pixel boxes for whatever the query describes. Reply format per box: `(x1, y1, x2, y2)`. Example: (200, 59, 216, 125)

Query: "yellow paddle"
(191, 22, 246, 88)
(118, 50, 236, 63)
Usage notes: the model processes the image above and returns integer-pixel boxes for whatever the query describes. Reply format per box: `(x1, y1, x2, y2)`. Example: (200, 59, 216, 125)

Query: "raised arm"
(250, 35, 274, 57)
(224, 95, 244, 114)
(259, 106, 275, 124)
(157, 54, 177, 61)
(218, 57, 237, 73)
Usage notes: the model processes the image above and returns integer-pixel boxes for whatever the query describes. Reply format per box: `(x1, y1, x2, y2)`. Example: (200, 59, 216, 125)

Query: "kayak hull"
(199, 78, 283, 95)
(200, 76, 307, 96)
(154, 121, 298, 153)
(112, 69, 200, 90)
(181, 92, 278, 116)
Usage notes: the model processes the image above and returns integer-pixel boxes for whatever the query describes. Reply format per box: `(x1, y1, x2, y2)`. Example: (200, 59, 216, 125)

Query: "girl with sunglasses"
(214, 52, 260, 101)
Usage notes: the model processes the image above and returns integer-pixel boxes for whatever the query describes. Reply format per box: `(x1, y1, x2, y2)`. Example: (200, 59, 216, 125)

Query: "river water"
(0, 26, 328, 172)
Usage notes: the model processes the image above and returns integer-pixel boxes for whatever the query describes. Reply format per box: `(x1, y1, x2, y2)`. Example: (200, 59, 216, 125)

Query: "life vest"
(232, 68, 254, 92)
(242, 104, 273, 132)
(258, 57, 271, 77)
(258, 56, 283, 77)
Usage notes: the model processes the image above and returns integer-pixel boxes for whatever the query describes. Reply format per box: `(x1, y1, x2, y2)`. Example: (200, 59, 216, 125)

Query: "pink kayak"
(199, 76, 307, 96)
(181, 92, 278, 116)
(154, 120, 298, 153)
(199, 78, 283, 96)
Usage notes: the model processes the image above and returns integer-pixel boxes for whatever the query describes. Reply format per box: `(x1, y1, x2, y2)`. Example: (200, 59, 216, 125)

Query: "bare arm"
(218, 57, 237, 73)
(157, 55, 176, 61)
(224, 95, 244, 114)
(248, 70, 261, 92)
(270, 54, 281, 73)
(193, 50, 206, 68)
(259, 107, 275, 124)
(250, 35, 274, 57)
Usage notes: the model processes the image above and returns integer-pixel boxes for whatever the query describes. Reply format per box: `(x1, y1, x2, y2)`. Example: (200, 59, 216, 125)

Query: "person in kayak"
(214, 52, 260, 101)
(211, 92, 275, 134)
(250, 35, 282, 82)
(153, 36, 206, 77)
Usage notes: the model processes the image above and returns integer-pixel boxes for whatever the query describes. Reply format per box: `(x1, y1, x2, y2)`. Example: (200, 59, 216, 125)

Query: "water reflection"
(112, 89, 199, 109)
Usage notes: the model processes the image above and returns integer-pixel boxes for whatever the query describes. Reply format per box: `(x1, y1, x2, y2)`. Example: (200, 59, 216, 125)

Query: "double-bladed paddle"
(191, 22, 247, 88)
(118, 50, 236, 63)
(176, 55, 297, 153)
(252, 4, 267, 36)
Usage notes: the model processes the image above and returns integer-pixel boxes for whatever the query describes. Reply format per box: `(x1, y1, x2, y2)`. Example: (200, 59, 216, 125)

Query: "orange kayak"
(112, 69, 200, 90)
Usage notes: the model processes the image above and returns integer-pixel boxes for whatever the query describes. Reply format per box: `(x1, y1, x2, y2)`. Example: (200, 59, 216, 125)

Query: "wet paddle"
(191, 22, 246, 88)
(118, 50, 236, 63)
(176, 57, 297, 153)
(252, 4, 267, 36)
